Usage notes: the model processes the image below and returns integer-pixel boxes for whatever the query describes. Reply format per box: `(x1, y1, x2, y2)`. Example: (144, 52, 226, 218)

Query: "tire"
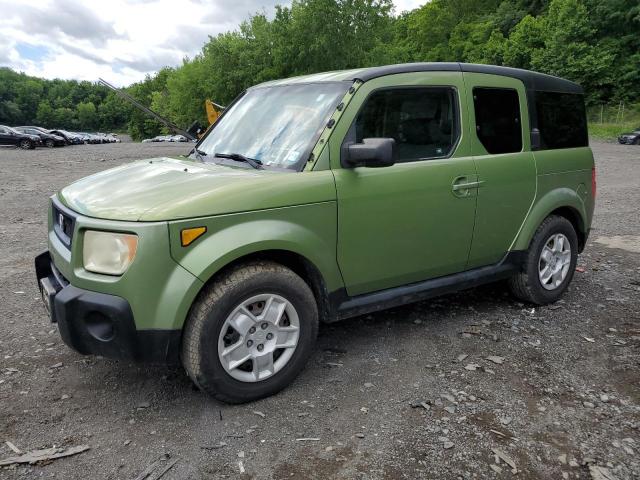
(633, 138, 640, 145)
(182, 261, 319, 403)
(45, 139, 55, 148)
(19, 139, 33, 150)
(508, 215, 578, 305)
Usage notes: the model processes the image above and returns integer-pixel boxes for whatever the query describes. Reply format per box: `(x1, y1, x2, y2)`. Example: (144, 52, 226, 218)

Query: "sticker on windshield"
(284, 150, 301, 164)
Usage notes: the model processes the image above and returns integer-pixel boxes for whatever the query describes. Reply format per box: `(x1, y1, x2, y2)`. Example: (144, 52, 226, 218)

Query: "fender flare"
(512, 187, 587, 252)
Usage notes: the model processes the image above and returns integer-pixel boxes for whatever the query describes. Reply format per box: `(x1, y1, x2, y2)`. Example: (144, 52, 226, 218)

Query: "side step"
(331, 253, 523, 321)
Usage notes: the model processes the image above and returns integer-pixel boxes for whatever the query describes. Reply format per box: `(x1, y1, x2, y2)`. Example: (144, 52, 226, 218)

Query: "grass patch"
(588, 121, 639, 141)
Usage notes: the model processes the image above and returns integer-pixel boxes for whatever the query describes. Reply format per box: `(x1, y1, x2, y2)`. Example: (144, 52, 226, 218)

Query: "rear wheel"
(182, 261, 318, 403)
(19, 139, 34, 150)
(508, 215, 578, 305)
(45, 139, 55, 148)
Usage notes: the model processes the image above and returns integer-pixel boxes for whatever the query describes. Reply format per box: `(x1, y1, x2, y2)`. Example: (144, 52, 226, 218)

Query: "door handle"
(452, 181, 484, 191)
(451, 176, 483, 197)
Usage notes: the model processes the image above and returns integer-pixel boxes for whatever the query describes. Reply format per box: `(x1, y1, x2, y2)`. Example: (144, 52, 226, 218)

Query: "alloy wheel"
(217, 294, 300, 382)
(538, 233, 571, 290)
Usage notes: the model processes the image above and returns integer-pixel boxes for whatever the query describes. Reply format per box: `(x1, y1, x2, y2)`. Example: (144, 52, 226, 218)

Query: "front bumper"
(35, 251, 181, 363)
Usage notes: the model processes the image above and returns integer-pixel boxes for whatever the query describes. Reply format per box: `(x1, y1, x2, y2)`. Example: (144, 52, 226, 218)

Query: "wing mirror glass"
(344, 138, 396, 168)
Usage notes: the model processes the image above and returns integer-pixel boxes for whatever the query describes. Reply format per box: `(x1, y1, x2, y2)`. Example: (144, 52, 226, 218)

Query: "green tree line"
(1, 0, 638, 139)
(0, 67, 132, 132)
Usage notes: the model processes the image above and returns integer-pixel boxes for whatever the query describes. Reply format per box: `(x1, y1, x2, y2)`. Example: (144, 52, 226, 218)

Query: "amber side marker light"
(181, 226, 207, 247)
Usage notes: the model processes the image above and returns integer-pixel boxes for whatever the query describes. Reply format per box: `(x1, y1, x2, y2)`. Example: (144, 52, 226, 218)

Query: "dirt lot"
(0, 141, 638, 479)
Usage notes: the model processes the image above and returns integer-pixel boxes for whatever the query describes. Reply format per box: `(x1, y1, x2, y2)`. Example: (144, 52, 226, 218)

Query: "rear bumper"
(35, 251, 180, 364)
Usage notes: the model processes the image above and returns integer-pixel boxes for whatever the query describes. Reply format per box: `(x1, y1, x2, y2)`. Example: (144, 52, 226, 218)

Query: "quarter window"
(473, 87, 522, 154)
(535, 91, 588, 149)
(354, 87, 458, 162)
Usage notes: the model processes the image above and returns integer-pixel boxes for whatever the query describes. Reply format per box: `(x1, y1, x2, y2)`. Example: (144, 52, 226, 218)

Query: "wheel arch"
(195, 249, 334, 324)
(512, 188, 588, 253)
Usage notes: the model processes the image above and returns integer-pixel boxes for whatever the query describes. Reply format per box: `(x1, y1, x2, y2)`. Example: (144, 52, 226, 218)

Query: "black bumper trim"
(35, 251, 181, 364)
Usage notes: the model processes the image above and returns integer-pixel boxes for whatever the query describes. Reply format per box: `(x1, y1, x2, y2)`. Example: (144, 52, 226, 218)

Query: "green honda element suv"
(36, 63, 595, 403)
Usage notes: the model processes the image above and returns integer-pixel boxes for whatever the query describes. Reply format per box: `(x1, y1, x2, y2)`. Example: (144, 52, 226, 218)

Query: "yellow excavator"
(205, 99, 223, 125)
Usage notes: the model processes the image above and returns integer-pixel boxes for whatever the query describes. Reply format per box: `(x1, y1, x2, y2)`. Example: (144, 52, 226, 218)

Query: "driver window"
(355, 87, 458, 163)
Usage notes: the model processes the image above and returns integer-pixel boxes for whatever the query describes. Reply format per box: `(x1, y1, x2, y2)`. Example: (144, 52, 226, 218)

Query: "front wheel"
(19, 139, 34, 150)
(182, 261, 318, 403)
(45, 139, 55, 148)
(508, 215, 578, 305)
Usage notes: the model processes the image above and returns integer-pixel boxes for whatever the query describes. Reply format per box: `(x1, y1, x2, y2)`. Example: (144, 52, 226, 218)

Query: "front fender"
(168, 202, 343, 295)
(512, 187, 587, 252)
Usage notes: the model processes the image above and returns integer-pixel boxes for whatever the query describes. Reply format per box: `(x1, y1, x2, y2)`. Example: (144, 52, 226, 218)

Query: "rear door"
(462, 73, 537, 268)
(331, 72, 479, 296)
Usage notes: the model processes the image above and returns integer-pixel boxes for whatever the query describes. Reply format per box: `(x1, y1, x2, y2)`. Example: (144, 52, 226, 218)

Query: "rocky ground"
(0, 141, 638, 479)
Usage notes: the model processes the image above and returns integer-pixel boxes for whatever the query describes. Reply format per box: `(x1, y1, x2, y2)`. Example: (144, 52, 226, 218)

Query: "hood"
(58, 157, 335, 221)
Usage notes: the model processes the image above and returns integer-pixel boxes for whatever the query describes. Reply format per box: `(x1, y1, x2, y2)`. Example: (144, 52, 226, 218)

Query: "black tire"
(633, 138, 640, 145)
(508, 215, 578, 305)
(45, 139, 55, 148)
(19, 139, 33, 150)
(182, 261, 319, 403)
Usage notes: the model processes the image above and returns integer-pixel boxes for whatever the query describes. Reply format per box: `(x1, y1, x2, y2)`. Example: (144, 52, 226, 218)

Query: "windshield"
(197, 82, 349, 170)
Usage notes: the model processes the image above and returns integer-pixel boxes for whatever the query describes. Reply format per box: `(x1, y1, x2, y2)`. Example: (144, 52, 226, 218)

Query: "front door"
(331, 72, 479, 296)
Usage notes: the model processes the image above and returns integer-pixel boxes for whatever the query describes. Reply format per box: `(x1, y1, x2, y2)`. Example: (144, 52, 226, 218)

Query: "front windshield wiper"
(191, 147, 207, 162)
(214, 152, 263, 170)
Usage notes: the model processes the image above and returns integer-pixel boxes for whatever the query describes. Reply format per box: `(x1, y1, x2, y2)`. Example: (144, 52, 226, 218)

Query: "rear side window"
(535, 92, 588, 149)
(473, 87, 522, 154)
(354, 87, 458, 162)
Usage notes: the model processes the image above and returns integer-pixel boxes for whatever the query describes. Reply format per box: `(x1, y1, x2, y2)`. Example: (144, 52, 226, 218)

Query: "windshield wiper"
(191, 148, 207, 162)
(214, 152, 263, 170)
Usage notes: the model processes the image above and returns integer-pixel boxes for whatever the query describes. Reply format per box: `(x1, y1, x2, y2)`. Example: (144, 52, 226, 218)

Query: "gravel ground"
(0, 141, 638, 480)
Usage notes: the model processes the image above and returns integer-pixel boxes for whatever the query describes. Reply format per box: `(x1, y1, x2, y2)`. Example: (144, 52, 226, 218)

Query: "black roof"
(353, 62, 583, 94)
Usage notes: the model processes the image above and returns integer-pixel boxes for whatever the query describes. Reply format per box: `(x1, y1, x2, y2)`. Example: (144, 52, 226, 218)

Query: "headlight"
(83, 230, 138, 275)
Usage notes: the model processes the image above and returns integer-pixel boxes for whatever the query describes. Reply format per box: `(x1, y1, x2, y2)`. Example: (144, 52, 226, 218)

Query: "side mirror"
(344, 138, 396, 168)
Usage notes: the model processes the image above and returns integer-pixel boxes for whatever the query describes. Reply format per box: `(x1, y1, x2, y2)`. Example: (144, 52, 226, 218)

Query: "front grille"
(52, 201, 76, 248)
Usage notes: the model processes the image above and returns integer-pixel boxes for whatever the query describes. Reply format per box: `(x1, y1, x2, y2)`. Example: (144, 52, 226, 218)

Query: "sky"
(0, 0, 424, 87)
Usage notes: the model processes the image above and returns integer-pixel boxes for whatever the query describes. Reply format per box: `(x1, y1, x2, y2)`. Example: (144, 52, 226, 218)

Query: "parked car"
(95, 133, 113, 143)
(170, 135, 188, 142)
(14, 126, 66, 148)
(77, 132, 100, 144)
(36, 63, 595, 404)
(142, 135, 168, 143)
(0, 125, 39, 149)
(618, 128, 640, 145)
(49, 130, 83, 145)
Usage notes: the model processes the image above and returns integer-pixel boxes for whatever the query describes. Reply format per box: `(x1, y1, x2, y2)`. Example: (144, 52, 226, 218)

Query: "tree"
(77, 101, 97, 130)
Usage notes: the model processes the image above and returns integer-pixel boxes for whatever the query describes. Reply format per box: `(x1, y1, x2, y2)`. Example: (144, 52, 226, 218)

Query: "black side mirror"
(344, 138, 396, 168)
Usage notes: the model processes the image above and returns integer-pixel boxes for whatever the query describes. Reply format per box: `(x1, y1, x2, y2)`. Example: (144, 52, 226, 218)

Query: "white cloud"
(0, 0, 426, 86)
